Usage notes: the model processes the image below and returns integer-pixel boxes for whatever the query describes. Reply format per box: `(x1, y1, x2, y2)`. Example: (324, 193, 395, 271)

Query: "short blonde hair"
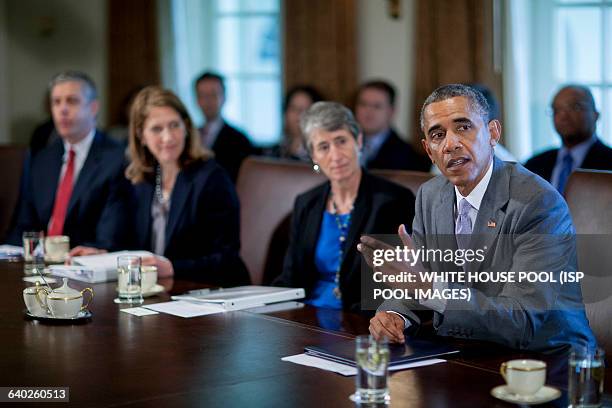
(126, 86, 213, 183)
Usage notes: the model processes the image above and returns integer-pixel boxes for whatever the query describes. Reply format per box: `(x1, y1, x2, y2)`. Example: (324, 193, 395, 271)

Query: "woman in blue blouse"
(274, 102, 416, 311)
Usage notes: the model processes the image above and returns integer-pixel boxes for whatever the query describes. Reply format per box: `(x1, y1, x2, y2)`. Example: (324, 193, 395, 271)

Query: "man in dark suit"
(355, 80, 431, 172)
(360, 84, 595, 351)
(525, 85, 612, 193)
(194, 71, 254, 182)
(7, 71, 128, 251)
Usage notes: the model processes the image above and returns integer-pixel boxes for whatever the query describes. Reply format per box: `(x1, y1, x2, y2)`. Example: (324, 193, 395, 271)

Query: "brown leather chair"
(0, 145, 27, 242)
(565, 169, 612, 355)
(236, 157, 432, 285)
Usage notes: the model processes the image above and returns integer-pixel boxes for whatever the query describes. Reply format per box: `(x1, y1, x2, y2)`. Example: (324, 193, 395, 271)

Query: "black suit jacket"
(7, 131, 129, 250)
(212, 123, 254, 183)
(130, 159, 250, 286)
(524, 138, 612, 182)
(366, 129, 431, 172)
(275, 171, 416, 311)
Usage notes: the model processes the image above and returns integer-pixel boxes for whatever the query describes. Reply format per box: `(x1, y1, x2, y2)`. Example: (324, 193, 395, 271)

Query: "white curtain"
(503, 0, 532, 161)
(157, 0, 214, 127)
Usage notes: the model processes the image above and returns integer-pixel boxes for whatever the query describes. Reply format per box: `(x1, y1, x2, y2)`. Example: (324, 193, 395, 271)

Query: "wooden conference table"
(2, 262, 611, 407)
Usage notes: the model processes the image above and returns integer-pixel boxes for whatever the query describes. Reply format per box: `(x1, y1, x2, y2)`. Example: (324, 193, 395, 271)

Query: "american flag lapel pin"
(487, 220, 496, 228)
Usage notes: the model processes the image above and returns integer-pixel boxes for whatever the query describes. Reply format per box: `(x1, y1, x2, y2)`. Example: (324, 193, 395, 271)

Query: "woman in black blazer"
(274, 102, 415, 311)
(124, 86, 249, 285)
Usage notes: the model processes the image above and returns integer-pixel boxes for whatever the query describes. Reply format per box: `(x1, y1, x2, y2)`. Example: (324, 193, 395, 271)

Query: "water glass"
(115, 255, 143, 305)
(351, 335, 390, 404)
(569, 346, 605, 408)
(23, 231, 45, 275)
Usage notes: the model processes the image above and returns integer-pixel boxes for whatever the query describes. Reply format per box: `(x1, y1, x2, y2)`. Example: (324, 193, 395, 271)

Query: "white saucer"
(115, 284, 165, 298)
(25, 310, 92, 323)
(142, 284, 165, 297)
(491, 385, 561, 405)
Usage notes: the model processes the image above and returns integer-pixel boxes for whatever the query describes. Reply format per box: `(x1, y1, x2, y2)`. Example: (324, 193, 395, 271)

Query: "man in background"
(195, 71, 254, 182)
(525, 84, 612, 194)
(355, 80, 431, 172)
(7, 71, 129, 251)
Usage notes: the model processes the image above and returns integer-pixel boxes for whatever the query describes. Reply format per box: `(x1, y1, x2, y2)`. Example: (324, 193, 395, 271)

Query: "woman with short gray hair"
(274, 101, 416, 313)
(300, 101, 361, 152)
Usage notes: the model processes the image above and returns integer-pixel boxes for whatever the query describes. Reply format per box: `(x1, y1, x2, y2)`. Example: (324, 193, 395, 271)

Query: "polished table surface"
(2, 262, 611, 407)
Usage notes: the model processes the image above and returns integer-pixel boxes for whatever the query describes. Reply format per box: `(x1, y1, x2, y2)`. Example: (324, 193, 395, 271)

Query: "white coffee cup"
(45, 235, 70, 263)
(141, 265, 158, 293)
(500, 359, 546, 396)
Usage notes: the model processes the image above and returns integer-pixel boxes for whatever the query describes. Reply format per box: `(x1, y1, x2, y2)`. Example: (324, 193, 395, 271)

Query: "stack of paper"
(72, 250, 154, 271)
(0, 244, 23, 260)
(50, 250, 154, 283)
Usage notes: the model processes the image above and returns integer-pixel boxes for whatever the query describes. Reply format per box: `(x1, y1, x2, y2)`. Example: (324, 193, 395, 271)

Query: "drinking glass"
(115, 255, 143, 305)
(569, 346, 605, 408)
(351, 335, 390, 404)
(23, 231, 45, 275)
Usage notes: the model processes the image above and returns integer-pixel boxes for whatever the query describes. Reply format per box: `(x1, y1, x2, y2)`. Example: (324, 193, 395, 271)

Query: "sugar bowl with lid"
(39, 277, 93, 318)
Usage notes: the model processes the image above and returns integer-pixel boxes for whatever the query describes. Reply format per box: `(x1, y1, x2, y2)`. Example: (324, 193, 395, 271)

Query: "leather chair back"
(0, 146, 27, 241)
(565, 169, 612, 355)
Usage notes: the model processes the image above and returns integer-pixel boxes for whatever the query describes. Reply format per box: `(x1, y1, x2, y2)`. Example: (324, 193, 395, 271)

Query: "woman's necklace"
(155, 165, 169, 206)
(330, 192, 354, 300)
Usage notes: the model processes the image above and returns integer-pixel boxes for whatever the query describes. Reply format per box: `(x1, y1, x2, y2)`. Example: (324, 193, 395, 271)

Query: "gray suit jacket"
(381, 157, 596, 351)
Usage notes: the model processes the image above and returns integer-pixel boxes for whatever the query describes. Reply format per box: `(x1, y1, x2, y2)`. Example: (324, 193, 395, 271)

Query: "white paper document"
(143, 301, 227, 318)
(73, 250, 154, 268)
(120, 307, 160, 316)
(282, 353, 446, 376)
(0, 244, 23, 255)
(282, 354, 358, 376)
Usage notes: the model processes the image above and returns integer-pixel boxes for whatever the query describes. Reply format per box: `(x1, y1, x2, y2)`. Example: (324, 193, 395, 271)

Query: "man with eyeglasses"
(525, 85, 612, 194)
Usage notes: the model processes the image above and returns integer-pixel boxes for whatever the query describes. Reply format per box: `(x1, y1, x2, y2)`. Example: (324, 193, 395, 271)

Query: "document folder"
(305, 338, 459, 367)
(171, 286, 306, 311)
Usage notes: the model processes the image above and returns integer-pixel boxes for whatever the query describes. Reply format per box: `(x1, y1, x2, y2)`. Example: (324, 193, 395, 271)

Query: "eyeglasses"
(546, 103, 593, 116)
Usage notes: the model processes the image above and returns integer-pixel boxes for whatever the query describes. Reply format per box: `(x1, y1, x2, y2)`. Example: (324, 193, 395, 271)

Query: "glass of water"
(115, 255, 143, 305)
(23, 231, 45, 275)
(351, 335, 390, 404)
(569, 346, 605, 408)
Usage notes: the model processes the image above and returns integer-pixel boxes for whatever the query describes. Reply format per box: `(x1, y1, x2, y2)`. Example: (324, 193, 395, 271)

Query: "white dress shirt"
(198, 117, 224, 149)
(58, 129, 95, 185)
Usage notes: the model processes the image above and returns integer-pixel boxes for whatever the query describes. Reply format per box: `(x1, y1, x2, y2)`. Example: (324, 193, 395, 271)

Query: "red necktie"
(48, 148, 75, 236)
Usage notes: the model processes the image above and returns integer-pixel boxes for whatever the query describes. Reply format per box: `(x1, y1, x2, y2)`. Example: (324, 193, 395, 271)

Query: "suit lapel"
(469, 157, 510, 272)
(434, 180, 456, 235)
(341, 172, 370, 268)
(67, 131, 103, 216)
(302, 184, 328, 272)
(40, 141, 65, 223)
(136, 183, 154, 249)
(164, 169, 192, 253)
(582, 139, 602, 168)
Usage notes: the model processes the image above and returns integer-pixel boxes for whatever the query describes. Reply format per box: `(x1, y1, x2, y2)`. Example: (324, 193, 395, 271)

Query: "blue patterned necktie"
(456, 198, 473, 250)
(556, 152, 574, 194)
